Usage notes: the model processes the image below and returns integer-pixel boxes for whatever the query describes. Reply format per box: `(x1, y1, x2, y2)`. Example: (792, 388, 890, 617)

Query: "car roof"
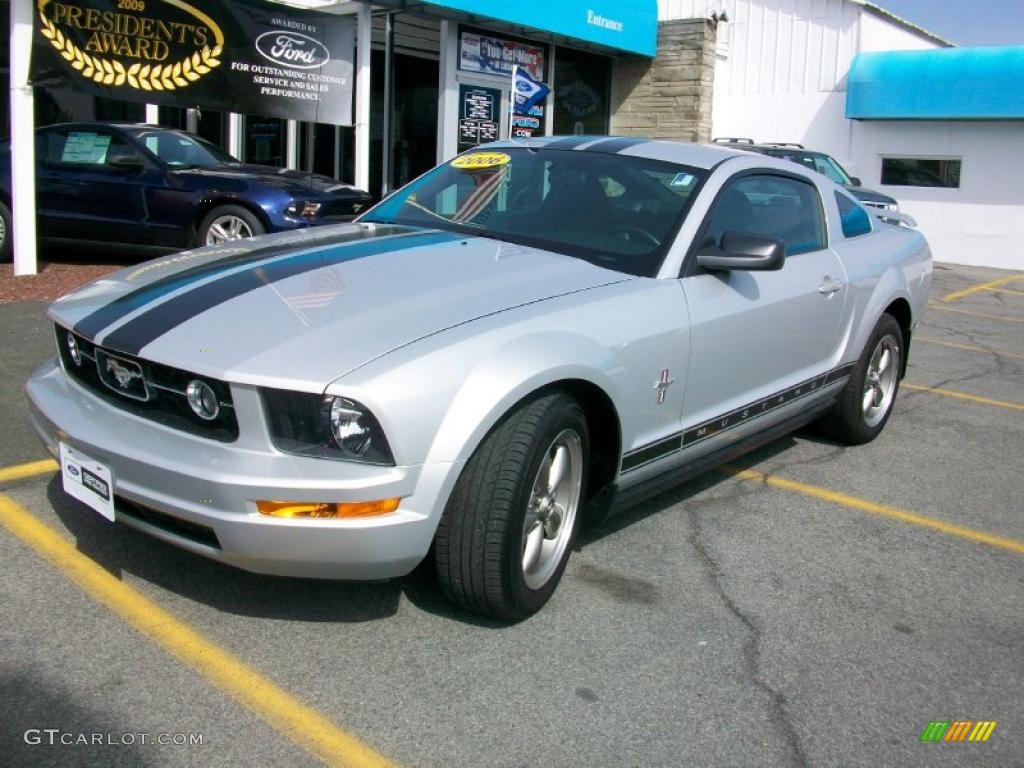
(484, 136, 751, 171)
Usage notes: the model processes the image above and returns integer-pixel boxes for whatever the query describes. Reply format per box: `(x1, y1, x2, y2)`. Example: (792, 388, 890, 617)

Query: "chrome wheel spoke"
(878, 348, 892, 376)
(547, 445, 568, 493)
(522, 521, 544, 574)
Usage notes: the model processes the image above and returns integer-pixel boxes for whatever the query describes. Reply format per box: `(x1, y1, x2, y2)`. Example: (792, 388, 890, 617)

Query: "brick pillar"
(610, 19, 716, 143)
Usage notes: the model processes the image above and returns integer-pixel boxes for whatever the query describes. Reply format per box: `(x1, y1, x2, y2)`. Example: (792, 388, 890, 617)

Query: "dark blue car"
(0, 122, 373, 260)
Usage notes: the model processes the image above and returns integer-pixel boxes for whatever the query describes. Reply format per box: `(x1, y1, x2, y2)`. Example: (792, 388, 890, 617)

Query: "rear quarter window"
(835, 192, 872, 238)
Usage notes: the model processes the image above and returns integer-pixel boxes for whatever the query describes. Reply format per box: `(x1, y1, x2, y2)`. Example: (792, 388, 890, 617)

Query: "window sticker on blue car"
(63, 132, 111, 164)
(671, 172, 695, 187)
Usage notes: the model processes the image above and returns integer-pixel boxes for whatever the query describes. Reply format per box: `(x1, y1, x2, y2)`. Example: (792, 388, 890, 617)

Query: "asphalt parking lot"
(1, 262, 1021, 768)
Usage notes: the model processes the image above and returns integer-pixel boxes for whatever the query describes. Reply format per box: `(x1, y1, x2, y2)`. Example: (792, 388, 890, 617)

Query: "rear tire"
(435, 392, 589, 620)
(198, 205, 265, 246)
(820, 313, 903, 444)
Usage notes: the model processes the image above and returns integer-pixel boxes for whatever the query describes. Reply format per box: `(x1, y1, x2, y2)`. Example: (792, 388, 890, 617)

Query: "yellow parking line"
(941, 273, 1024, 302)
(915, 336, 1024, 361)
(0, 495, 397, 768)
(720, 467, 1024, 555)
(927, 303, 1024, 325)
(983, 286, 1024, 297)
(0, 459, 58, 484)
(902, 383, 1024, 412)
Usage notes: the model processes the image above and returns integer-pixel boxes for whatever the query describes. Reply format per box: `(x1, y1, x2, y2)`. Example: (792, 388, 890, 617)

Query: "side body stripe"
(621, 363, 856, 473)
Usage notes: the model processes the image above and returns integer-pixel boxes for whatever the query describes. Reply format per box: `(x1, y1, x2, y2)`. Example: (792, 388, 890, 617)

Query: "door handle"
(818, 277, 843, 296)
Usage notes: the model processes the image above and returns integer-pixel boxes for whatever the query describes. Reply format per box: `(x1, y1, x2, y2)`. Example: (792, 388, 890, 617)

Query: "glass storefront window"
(244, 116, 286, 167)
(553, 47, 610, 136)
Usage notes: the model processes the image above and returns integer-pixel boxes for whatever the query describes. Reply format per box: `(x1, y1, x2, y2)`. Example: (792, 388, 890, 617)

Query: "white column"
(227, 113, 243, 159)
(186, 108, 199, 134)
(354, 2, 371, 192)
(286, 119, 298, 169)
(10, 0, 38, 276)
(436, 20, 459, 163)
(145, 103, 160, 124)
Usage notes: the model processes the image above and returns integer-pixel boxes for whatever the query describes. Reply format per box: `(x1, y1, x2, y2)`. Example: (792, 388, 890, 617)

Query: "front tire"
(435, 392, 589, 620)
(198, 205, 265, 246)
(0, 200, 12, 262)
(821, 313, 903, 444)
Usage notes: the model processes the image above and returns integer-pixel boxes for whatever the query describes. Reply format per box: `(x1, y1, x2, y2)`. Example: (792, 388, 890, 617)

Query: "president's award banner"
(32, 0, 354, 125)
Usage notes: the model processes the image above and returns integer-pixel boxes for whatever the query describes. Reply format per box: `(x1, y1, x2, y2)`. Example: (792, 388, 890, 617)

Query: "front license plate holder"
(60, 442, 115, 522)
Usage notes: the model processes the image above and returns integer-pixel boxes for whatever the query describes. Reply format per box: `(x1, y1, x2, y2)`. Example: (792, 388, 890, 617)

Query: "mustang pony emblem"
(106, 357, 141, 389)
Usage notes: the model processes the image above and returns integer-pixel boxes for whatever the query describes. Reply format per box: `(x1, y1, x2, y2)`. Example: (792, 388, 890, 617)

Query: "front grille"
(116, 497, 221, 550)
(55, 324, 239, 442)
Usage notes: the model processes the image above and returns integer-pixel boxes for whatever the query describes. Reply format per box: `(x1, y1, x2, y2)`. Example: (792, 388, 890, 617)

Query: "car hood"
(177, 163, 367, 197)
(50, 224, 632, 389)
(846, 185, 897, 206)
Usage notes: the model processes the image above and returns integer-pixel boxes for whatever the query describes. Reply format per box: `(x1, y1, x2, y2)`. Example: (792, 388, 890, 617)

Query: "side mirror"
(696, 232, 785, 271)
(107, 153, 145, 172)
(849, 176, 862, 187)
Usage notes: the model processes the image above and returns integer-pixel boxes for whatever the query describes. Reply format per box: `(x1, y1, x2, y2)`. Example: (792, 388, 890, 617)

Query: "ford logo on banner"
(255, 31, 330, 69)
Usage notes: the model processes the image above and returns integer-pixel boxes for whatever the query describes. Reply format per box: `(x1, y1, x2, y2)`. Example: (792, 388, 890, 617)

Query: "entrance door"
(389, 53, 439, 190)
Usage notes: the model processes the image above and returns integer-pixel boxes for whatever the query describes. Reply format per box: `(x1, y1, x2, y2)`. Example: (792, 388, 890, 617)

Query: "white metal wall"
(853, 121, 1024, 270)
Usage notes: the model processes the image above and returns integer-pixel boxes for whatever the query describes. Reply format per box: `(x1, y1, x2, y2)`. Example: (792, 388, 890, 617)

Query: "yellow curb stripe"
(0, 459, 59, 484)
(0, 495, 397, 768)
(902, 383, 1024, 412)
(720, 467, 1024, 555)
(927, 303, 1024, 325)
(915, 336, 1024, 361)
(941, 273, 1024, 302)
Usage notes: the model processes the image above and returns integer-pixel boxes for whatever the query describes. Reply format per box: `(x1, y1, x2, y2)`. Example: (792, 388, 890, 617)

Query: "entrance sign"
(32, 0, 355, 125)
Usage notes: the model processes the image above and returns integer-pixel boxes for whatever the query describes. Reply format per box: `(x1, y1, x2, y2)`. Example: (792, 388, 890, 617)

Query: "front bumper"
(26, 356, 461, 579)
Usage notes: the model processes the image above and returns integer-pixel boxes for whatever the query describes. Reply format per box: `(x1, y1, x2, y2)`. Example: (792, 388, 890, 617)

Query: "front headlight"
(261, 388, 395, 465)
(285, 201, 322, 219)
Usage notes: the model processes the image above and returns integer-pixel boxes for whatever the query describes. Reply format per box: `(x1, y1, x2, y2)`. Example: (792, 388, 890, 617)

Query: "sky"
(870, 0, 1024, 47)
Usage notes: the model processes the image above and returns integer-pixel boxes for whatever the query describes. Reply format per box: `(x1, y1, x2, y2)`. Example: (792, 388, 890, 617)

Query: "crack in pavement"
(686, 505, 809, 768)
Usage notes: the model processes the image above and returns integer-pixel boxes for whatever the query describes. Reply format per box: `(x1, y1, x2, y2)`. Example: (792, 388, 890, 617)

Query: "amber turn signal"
(257, 498, 401, 519)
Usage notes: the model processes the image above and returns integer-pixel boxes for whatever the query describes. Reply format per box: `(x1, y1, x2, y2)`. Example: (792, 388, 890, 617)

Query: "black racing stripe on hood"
(99, 230, 463, 356)
(74, 224, 414, 341)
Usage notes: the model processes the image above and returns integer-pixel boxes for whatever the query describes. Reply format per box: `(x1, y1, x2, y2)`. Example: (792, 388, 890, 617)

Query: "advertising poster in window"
(457, 84, 501, 152)
(31, 0, 354, 125)
(458, 30, 545, 81)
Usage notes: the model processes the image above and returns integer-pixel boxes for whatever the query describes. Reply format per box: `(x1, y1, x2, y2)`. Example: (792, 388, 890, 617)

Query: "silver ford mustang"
(27, 136, 932, 619)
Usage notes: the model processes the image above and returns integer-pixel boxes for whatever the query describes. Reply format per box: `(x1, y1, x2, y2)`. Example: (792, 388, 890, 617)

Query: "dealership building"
(4, 0, 1023, 273)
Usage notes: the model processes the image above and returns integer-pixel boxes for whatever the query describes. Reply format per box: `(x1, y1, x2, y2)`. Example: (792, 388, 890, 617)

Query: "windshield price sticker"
(451, 152, 511, 170)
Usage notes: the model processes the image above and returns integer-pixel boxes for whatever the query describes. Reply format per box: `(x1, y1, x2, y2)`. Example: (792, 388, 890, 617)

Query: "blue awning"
(388, 0, 657, 57)
(847, 47, 1024, 120)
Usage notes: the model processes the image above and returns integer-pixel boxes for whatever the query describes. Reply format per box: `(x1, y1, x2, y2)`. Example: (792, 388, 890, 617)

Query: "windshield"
(127, 128, 236, 168)
(361, 147, 706, 277)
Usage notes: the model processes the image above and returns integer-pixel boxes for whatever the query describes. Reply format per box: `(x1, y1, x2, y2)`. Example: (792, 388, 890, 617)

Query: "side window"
(704, 174, 826, 256)
(835, 192, 872, 238)
(46, 131, 140, 170)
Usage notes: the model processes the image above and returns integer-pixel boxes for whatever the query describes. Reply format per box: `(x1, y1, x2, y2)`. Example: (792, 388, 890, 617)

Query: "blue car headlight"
(261, 388, 395, 465)
(285, 201, 322, 219)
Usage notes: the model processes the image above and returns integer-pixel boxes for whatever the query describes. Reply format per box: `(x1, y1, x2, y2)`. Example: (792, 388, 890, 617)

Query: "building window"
(881, 158, 961, 188)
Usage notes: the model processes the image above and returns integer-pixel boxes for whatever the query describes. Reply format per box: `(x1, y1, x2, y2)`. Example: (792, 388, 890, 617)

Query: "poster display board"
(32, 0, 354, 125)
(457, 83, 501, 151)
